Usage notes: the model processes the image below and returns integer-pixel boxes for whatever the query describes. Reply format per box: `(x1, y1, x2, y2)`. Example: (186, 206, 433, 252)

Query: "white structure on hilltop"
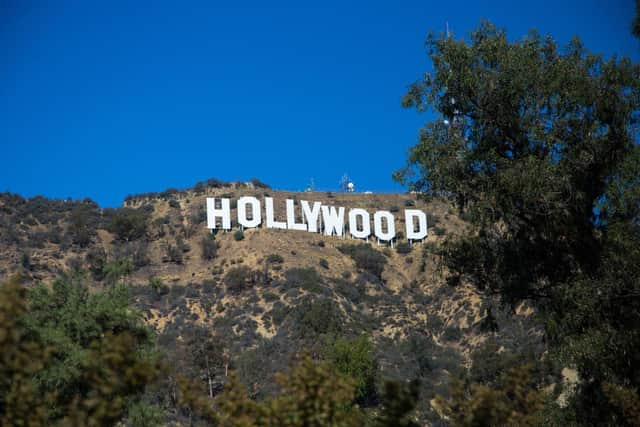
(340, 173, 355, 193)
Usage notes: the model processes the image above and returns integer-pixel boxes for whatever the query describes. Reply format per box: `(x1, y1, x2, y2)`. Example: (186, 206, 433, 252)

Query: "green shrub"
(233, 230, 244, 241)
(263, 292, 280, 302)
(432, 226, 446, 236)
(326, 335, 379, 406)
(267, 301, 289, 326)
(200, 235, 218, 261)
(148, 277, 169, 297)
(442, 325, 462, 342)
(106, 208, 149, 241)
(250, 178, 271, 189)
(266, 254, 284, 264)
(319, 258, 330, 269)
(21, 252, 31, 270)
(297, 298, 344, 338)
(224, 266, 255, 293)
(164, 242, 183, 264)
(86, 247, 107, 280)
(285, 267, 324, 293)
(114, 241, 150, 268)
(396, 241, 412, 254)
(337, 244, 387, 279)
(68, 204, 97, 247)
(127, 400, 165, 426)
(103, 258, 134, 285)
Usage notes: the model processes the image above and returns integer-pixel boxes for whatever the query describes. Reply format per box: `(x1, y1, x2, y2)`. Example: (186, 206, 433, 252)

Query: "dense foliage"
(397, 20, 640, 425)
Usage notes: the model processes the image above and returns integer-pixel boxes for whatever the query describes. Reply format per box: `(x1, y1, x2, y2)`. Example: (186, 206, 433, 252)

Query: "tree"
(373, 380, 420, 427)
(435, 364, 544, 426)
(102, 257, 134, 285)
(397, 21, 640, 425)
(68, 203, 97, 247)
(201, 234, 219, 261)
(183, 325, 226, 398)
(396, 21, 640, 303)
(0, 274, 161, 425)
(326, 335, 379, 406)
(0, 275, 50, 426)
(106, 208, 149, 241)
(23, 274, 157, 421)
(337, 244, 386, 279)
(214, 356, 361, 427)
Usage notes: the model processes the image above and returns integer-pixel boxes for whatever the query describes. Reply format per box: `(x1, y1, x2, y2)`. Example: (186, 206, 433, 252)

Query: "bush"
(250, 178, 271, 189)
(266, 254, 284, 264)
(168, 199, 180, 209)
(297, 298, 344, 338)
(200, 235, 218, 261)
(149, 277, 169, 297)
(432, 226, 446, 236)
(225, 266, 256, 293)
(67, 204, 98, 247)
(164, 242, 183, 264)
(267, 301, 289, 326)
(114, 241, 150, 268)
(233, 230, 244, 241)
(21, 252, 31, 270)
(337, 244, 387, 279)
(396, 241, 412, 254)
(127, 401, 165, 426)
(404, 199, 416, 207)
(441, 325, 462, 342)
(85, 247, 107, 280)
(319, 258, 330, 269)
(326, 335, 379, 406)
(285, 267, 324, 294)
(263, 292, 280, 302)
(335, 278, 362, 304)
(106, 208, 149, 241)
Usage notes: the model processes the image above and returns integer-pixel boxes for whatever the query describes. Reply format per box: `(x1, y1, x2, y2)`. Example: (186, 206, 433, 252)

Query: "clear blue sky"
(1, 0, 637, 206)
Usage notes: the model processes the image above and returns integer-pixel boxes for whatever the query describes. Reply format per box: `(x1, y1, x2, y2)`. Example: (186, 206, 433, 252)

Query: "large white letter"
(301, 200, 322, 233)
(206, 198, 231, 230)
(237, 196, 261, 228)
(348, 208, 370, 239)
(405, 210, 428, 240)
(286, 199, 307, 231)
(321, 205, 345, 236)
(374, 211, 396, 241)
(265, 197, 287, 229)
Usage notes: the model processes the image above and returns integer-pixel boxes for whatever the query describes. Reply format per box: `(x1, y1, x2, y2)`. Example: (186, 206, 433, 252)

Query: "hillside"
(0, 181, 545, 424)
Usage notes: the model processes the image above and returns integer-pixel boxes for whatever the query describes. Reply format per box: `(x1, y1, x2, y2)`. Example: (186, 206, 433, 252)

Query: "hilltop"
(0, 180, 544, 424)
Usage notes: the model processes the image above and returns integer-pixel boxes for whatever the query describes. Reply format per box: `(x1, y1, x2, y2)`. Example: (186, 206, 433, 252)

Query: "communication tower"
(340, 174, 354, 193)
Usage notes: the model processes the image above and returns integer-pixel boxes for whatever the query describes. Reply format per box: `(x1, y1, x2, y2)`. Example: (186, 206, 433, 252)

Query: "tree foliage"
(396, 21, 640, 301)
(398, 21, 640, 425)
(106, 208, 149, 242)
(0, 274, 161, 425)
(326, 335, 379, 406)
(435, 364, 544, 427)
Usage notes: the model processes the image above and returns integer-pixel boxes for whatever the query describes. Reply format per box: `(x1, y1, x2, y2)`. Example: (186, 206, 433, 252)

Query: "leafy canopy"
(396, 21, 640, 302)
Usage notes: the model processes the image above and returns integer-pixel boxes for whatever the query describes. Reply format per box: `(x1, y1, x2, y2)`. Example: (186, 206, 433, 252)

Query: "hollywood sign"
(206, 197, 428, 242)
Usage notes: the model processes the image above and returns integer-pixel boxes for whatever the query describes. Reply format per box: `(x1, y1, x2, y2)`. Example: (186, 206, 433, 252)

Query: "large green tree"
(397, 21, 640, 425)
(396, 21, 639, 301)
(0, 274, 162, 425)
